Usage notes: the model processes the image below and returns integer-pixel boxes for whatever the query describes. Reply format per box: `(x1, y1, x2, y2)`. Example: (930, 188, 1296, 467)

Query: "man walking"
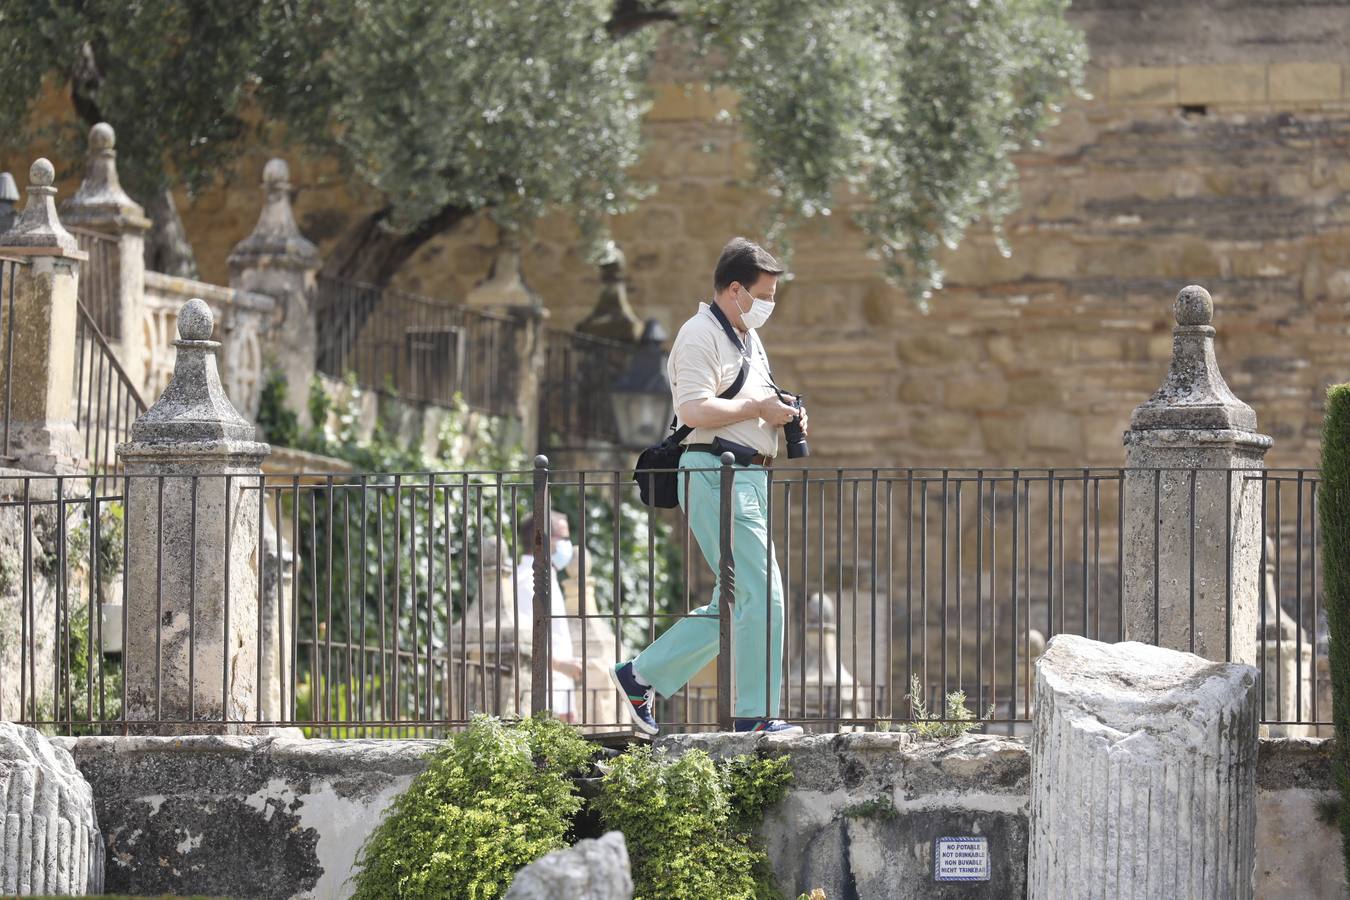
(611, 237, 805, 735)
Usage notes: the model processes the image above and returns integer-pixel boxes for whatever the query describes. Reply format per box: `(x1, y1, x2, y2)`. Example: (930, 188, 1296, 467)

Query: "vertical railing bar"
(717, 454, 736, 731)
(156, 477, 165, 721)
(835, 469, 844, 724)
(1047, 469, 1056, 641)
(224, 475, 233, 725)
(1152, 469, 1161, 646)
(256, 475, 266, 725)
(189, 475, 198, 722)
(531, 457, 550, 717)
(1188, 467, 1197, 654)
(1296, 469, 1305, 723)
(426, 476, 436, 721)
(766, 467, 776, 722)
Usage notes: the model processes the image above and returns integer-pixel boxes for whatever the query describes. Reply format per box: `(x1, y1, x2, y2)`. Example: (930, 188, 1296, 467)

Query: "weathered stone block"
(1178, 64, 1268, 105)
(504, 831, 632, 900)
(1107, 66, 1178, 105)
(1268, 63, 1342, 103)
(1030, 635, 1260, 900)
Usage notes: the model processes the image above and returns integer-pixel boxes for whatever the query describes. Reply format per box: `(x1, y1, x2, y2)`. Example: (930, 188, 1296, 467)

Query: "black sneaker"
(734, 718, 804, 735)
(610, 661, 659, 735)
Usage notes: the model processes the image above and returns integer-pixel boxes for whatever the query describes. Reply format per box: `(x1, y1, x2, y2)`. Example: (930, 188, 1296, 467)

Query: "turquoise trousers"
(633, 450, 785, 719)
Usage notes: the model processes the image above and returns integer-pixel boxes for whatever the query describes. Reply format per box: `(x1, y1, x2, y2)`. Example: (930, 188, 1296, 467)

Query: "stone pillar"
(1030, 634, 1260, 900)
(465, 237, 547, 450)
(117, 299, 270, 731)
(0, 171, 18, 234)
(0, 159, 88, 473)
(1122, 285, 1270, 666)
(227, 159, 319, 429)
(60, 122, 151, 390)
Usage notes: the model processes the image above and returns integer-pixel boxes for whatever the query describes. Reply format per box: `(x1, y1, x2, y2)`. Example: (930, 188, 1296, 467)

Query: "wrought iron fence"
(314, 274, 523, 416)
(538, 329, 641, 448)
(70, 227, 119, 340)
(0, 463, 1330, 737)
(74, 300, 147, 478)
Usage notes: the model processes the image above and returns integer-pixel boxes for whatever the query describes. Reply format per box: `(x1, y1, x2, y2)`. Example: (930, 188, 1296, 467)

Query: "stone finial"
(1127, 285, 1269, 437)
(127, 299, 262, 445)
(465, 232, 540, 309)
(576, 240, 642, 342)
(0, 157, 80, 254)
(227, 158, 319, 269)
(61, 123, 149, 230)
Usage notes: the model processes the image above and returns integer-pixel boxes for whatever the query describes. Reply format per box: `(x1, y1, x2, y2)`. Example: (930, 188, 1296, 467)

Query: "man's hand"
(799, 406, 809, 437)
(756, 395, 799, 426)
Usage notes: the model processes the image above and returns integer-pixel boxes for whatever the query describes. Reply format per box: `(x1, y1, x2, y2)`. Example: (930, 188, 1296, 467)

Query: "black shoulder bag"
(633, 304, 749, 508)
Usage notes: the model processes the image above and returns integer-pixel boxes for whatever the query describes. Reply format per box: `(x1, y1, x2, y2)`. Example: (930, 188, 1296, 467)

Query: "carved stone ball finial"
(29, 158, 55, 189)
(1174, 284, 1213, 327)
(263, 158, 290, 187)
(177, 298, 215, 342)
(89, 122, 116, 152)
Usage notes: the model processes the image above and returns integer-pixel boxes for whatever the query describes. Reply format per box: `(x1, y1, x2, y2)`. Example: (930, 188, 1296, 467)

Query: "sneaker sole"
(608, 666, 660, 736)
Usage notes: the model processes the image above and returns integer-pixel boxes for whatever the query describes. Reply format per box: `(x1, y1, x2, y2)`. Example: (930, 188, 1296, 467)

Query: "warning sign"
(934, 836, 991, 882)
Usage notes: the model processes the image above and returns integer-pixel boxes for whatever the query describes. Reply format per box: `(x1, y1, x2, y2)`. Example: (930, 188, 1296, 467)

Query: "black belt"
(683, 443, 774, 467)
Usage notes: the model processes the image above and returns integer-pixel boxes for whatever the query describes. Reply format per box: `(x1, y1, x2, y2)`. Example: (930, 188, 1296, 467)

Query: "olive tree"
(0, 0, 1084, 298)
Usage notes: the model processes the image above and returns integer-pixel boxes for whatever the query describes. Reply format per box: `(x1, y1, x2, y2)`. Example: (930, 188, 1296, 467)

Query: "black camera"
(777, 390, 810, 459)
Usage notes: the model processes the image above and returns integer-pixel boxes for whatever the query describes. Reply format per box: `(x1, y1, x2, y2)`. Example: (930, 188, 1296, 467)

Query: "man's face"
(552, 518, 570, 553)
(728, 272, 778, 331)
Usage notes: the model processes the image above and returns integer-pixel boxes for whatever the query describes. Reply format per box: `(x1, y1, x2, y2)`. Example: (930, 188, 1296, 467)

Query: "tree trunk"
(143, 187, 199, 278)
(323, 204, 473, 287)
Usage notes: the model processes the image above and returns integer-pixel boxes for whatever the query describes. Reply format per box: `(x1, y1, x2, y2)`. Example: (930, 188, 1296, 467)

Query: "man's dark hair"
(713, 237, 784, 293)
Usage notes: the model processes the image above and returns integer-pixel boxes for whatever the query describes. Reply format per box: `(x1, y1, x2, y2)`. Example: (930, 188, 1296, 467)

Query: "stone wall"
(54, 732, 1347, 900)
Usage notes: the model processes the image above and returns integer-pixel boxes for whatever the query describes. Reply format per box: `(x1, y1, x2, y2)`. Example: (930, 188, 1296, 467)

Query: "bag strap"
(664, 302, 751, 445)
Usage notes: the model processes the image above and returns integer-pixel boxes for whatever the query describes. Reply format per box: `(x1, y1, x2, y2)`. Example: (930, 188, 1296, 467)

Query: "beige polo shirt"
(667, 302, 779, 457)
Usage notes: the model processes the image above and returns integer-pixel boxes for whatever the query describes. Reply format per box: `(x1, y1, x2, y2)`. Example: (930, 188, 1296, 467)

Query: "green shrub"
(904, 673, 994, 739)
(1320, 383, 1350, 882)
(596, 747, 792, 900)
(352, 715, 595, 899)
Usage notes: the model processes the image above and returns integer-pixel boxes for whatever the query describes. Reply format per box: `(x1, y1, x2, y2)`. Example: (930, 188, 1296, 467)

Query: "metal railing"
(0, 462, 1331, 737)
(71, 227, 120, 340)
(538, 329, 641, 447)
(73, 300, 147, 478)
(314, 274, 523, 416)
(0, 256, 21, 464)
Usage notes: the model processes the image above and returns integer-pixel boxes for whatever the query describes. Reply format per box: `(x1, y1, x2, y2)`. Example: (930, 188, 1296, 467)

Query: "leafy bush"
(596, 746, 792, 900)
(352, 715, 595, 899)
(1320, 384, 1350, 881)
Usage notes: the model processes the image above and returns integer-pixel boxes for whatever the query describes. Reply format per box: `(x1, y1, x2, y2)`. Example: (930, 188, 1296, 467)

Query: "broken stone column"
(228, 159, 319, 429)
(118, 299, 270, 731)
(1029, 634, 1260, 900)
(0, 159, 88, 473)
(61, 122, 151, 391)
(1122, 285, 1270, 665)
(0, 722, 103, 895)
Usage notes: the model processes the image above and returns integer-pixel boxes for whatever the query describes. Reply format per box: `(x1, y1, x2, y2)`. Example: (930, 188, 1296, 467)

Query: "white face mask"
(737, 286, 776, 330)
(550, 538, 574, 571)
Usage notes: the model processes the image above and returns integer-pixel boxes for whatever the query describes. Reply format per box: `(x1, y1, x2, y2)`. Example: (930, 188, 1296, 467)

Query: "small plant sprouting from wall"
(905, 674, 994, 739)
(1319, 383, 1350, 882)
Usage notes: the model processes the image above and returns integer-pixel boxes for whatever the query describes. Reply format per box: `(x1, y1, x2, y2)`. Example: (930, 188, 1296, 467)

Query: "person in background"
(516, 510, 584, 721)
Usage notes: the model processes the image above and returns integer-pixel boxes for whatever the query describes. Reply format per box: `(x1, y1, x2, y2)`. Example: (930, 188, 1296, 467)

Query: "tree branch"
(606, 0, 679, 36)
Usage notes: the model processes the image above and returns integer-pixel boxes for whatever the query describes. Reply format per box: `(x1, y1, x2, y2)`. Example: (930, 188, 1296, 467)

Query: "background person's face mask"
(551, 538, 574, 571)
(737, 285, 775, 329)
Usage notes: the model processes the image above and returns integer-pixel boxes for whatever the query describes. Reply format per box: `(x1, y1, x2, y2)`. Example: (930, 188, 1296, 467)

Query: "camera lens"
(781, 394, 809, 459)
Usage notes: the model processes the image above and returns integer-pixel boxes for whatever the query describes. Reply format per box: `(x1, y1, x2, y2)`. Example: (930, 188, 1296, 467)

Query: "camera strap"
(663, 302, 750, 444)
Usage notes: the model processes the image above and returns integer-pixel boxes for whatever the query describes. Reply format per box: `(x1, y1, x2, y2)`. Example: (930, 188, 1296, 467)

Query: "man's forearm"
(678, 397, 759, 429)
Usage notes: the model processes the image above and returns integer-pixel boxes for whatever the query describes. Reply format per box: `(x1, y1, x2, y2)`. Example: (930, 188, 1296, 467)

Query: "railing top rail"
(317, 272, 520, 325)
(67, 224, 119, 244)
